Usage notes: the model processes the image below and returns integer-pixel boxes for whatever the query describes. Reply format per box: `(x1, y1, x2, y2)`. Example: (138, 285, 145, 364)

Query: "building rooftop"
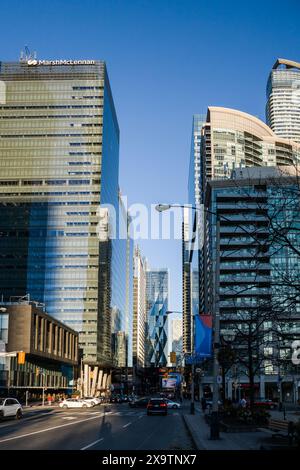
(272, 58, 300, 70)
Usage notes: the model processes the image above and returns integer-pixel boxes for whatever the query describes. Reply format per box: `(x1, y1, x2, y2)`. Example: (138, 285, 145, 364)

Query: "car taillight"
(160, 403, 166, 407)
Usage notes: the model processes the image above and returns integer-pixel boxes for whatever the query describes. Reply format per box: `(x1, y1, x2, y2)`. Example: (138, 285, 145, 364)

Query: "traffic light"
(17, 351, 26, 365)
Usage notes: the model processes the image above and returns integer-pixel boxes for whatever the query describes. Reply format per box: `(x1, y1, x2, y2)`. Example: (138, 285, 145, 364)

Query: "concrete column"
(102, 373, 108, 390)
(227, 379, 233, 399)
(259, 376, 265, 399)
(88, 366, 92, 396)
(54, 325, 58, 355)
(97, 370, 103, 393)
(106, 373, 111, 389)
(84, 364, 89, 397)
(294, 378, 299, 404)
(49, 322, 53, 352)
(91, 366, 98, 397)
(40, 318, 44, 351)
(65, 332, 69, 359)
(34, 315, 39, 350)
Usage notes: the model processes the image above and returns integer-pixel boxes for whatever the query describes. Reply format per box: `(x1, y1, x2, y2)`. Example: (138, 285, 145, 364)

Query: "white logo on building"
(27, 59, 95, 66)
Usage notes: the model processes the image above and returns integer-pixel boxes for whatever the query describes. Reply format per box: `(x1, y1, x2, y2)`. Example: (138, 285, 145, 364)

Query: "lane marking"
(123, 422, 132, 428)
(62, 417, 77, 420)
(81, 438, 104, 450)
(0, 414, 103, 444)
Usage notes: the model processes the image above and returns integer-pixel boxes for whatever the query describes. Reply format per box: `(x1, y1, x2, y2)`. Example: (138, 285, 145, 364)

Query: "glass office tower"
(0, 59, 131, 366)
(266, 58, 300, 143)
(146, 268, 169, 367)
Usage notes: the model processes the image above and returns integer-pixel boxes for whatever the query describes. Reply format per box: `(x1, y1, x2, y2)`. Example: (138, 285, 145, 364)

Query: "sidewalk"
(183, 408, 270, 450)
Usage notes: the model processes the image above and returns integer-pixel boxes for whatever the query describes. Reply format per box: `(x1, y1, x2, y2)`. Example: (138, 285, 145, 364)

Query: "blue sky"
(1, 0, 300, 313)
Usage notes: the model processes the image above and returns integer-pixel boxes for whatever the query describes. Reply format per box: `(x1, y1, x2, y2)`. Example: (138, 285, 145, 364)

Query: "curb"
(182, 414, 206, 451)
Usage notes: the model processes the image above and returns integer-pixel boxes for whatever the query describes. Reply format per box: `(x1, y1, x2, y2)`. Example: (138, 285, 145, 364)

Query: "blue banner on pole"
(195, 314, 212, 358)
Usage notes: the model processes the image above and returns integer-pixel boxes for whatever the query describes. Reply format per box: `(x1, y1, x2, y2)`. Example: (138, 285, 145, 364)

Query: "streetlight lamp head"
(155, 204, 172, 212)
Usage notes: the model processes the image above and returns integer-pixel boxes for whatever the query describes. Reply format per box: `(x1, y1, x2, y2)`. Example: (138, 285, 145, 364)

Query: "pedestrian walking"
(201, 396, 207, 412)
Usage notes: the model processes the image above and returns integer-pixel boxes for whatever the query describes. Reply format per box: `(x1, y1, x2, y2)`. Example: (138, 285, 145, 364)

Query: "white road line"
(0, 414, 102, 444)
(81, 438, 104, 450)
(123, 422, 132, 428)
(62, 417, 77, 420)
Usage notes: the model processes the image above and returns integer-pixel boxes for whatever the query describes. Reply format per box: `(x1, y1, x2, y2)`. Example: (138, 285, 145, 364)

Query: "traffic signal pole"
(190, 362, 195, 414)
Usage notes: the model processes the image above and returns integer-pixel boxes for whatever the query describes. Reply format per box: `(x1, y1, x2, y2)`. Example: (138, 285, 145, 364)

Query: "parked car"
(147, 398, 168, 416)
(129, 397, 149, 408)
(205, 399, 222, 409)
(250, 398, 278, 410)
(165, 399, 181, 409)
(59, 398, 93, 409)
(0, 398, 23, 420)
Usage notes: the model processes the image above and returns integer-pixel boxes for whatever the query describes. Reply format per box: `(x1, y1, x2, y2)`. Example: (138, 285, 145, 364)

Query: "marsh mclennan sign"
(27, 59, 95, 66)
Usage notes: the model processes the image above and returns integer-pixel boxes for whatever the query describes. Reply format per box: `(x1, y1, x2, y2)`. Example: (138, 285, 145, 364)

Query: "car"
(147, 398, 168, 415)
(205, 399, 222, 409)
(0, 398, 23, 420)
(59, 398, 93, 409)
(129, 397, 149, 408)
(251, 399, 278, 410)
(83, 396, 99, 406)
(110, 394, 123, 403)
(165, 399, 181, 409)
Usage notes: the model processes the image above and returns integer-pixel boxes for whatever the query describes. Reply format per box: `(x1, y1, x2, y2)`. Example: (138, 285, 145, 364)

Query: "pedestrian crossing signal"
(17, 351, 26, 365)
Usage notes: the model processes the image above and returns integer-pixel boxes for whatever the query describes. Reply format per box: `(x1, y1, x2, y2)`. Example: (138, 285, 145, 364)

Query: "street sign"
(17, 351, 26, 365)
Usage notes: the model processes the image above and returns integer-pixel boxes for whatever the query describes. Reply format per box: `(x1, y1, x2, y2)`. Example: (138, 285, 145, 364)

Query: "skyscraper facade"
(170, 318, 183, 366)
(266, 58, 300, 143)
(132, 246, 147, 369)
(0, 58, 132, 370)
(146, 268, 169, 367)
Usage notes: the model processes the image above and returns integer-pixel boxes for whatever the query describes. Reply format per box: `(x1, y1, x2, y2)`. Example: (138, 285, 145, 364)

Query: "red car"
(248, 399, 278, 409)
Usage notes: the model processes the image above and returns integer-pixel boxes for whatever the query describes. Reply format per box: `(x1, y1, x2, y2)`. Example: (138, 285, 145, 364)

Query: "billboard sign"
(161, 378, 177, 389)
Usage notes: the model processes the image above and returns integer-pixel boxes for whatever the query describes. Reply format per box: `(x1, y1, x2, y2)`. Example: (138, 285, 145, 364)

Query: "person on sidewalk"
(239, 397, 247, 408)
(201, 396, 207, 412)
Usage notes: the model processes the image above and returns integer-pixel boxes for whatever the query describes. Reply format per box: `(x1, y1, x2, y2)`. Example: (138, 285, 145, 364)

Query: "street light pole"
(210, 216, 221, 439)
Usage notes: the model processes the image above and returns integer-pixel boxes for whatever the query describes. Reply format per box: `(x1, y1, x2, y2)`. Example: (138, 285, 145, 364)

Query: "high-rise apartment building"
(266, 58, 300, 143)
(185, 107, 300, 364)
(132, 246, 147, 369)
(0, 58, 132, 372)
(204, 166, 300, 401)
(146, 268, 169, 367)
(198, 107, 300, 315)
